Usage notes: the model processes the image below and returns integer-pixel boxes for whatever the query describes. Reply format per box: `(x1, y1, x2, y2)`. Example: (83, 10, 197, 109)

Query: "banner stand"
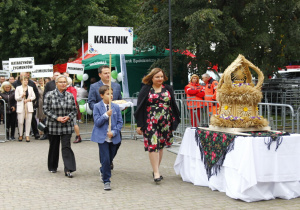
(109, 54, 112, 132)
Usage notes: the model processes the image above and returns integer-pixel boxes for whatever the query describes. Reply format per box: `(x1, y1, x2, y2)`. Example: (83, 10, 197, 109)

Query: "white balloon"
(117, 73, 123, 82)
(86, 103, 93, 115)
(82, 73, 89, 81)
(111, 77, 116, 82)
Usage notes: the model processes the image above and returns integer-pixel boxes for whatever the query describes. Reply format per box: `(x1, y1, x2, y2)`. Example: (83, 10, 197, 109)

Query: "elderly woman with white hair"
(43, 75, 77, 177)
(66, 77, 82, 143)
(0, 81, 17, 140)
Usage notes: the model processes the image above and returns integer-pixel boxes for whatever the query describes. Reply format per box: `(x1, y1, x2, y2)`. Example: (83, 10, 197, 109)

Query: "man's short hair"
(98, 65, 109, 74)
(99, 85, 113, 95)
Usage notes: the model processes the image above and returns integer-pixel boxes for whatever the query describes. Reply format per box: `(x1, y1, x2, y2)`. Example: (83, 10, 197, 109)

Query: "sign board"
(2, 60, 9, 71)
(66, 63, 85, 74)
(9, 57, 34, 73)
(88, 26, 133, 54)
(0, 70, 10, 79)
(31, 64, 53, 78)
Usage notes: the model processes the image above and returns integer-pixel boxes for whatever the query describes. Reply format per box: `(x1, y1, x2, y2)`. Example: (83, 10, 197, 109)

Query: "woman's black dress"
(143, 85, 175, 152)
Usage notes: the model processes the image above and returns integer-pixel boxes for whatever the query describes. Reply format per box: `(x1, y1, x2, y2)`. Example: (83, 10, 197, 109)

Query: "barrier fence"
(76, 97, 300, 142)
(0, 99, 7, 142)
(2, 94, 300, 142)
(297, 107, 300, 134)
(176, 99, 297, 134)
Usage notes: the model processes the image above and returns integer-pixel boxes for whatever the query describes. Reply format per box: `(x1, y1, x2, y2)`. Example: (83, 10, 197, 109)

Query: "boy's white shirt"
(102, 101, 112, 143)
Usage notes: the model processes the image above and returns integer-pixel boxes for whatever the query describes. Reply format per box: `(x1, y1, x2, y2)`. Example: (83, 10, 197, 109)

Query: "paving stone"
(0, 132, 299, 209)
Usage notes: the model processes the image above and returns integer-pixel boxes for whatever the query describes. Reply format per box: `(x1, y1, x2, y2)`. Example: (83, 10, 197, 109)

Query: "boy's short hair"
(99, 85, 113, 95)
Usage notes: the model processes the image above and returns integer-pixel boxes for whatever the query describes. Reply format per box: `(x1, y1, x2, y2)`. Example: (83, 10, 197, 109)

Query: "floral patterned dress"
(143, 85, 175, 152)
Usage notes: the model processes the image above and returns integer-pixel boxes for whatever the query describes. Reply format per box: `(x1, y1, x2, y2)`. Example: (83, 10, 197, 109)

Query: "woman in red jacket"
(184, 74, 205, 127)
(66, 77, 82, 143)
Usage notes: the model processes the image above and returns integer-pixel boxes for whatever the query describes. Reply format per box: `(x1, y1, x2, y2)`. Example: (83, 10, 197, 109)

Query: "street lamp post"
(169, 0, 173, 86)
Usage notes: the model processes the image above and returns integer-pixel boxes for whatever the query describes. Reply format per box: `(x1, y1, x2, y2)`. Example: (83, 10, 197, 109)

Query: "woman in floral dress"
(134, 68, 180, 183)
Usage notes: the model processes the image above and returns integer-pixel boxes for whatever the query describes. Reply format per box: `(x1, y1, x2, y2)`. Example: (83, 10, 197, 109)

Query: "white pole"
(81, 39, 84, 88)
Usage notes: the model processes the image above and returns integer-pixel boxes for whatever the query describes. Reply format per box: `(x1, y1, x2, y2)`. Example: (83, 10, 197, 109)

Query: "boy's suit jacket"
(91, 101, 123, 144)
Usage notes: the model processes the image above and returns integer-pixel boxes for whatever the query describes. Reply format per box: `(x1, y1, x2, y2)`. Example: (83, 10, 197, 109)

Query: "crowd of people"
(0, 66, 182, 191)
(0, 72, 89, 142)
(0, 66, 221, 191)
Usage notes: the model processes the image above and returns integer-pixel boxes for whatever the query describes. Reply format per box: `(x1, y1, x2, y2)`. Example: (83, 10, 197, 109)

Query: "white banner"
(2, 60, 9, 71)
(31, 64, 53, 78)
(0, 70, 10, 79)
(88, 26, 133, 54)
(9, 57, 34, 73)
(66, 63, 85, 74)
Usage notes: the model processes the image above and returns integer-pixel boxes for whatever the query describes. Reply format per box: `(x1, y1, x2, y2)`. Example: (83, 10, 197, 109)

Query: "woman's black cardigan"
(0, 90, 16, 115)
(134, 84, 181, 131)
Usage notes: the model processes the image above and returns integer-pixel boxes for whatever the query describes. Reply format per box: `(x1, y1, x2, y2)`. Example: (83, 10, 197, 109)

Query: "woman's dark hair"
(99, 85, 113, 95)
(142, 68, 168, 85)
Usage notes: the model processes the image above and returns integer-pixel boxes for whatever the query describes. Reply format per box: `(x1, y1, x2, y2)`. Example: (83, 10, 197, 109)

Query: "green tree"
(105, 0, 143, 28)
(135, 0, 300, 77)
(0, 0, 141, 65)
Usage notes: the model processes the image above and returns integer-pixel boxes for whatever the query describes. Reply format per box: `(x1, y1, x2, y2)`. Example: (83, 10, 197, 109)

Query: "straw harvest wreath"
(210, 54, 269, 128)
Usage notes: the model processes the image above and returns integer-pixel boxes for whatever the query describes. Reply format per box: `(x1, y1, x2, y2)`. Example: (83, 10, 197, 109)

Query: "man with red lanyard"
(202, 73, 218, 115)
(184, 74, 205, 127)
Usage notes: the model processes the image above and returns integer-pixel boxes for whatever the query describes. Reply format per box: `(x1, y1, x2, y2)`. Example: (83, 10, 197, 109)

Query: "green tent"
(83, 47, 164, 95)
(82, 46, 187, 96)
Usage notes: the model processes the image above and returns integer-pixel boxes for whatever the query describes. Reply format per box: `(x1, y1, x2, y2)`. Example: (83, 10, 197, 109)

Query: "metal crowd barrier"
(0, 99, 7, 142)
(121, 97, 137, 139)
(76, 98, 93, 141)
(297, 107, 300, 134)
(177, 99, 219, 132)
(258, 102, 295, 132)
(174, 99, 297, 139)
(77, 94, 300, 142)
(174, 90, 186, 100)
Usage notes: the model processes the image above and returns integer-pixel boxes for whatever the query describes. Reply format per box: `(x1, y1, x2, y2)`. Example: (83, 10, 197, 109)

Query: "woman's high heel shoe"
(153, 172, 163, 180)
(26, 136, 30, 142)
(152, 172, 162, 183)
(18, 136, 23, 142)
(154, 177, 161, 183)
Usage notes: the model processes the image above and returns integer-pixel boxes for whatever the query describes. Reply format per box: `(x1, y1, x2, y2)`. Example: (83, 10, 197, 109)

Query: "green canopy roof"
(82, 46, 169, 70)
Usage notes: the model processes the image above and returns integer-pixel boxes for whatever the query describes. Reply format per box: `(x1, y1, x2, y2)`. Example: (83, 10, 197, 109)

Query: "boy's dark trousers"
(98, 142, 118, 183)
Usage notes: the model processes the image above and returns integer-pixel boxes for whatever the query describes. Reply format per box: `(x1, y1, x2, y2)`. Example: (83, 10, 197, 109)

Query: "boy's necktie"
(107, 105, 109, 111)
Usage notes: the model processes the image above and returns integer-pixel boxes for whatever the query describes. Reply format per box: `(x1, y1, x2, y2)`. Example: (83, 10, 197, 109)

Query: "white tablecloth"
(174, 128, 300, 202)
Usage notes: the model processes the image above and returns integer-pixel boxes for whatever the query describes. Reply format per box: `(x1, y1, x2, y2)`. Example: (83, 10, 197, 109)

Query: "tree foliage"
(0, 0, 141, 64)
(135, 0, 300, 76)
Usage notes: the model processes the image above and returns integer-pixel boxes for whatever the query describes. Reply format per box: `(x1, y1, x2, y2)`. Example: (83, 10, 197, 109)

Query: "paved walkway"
(0, 136, 300, 209)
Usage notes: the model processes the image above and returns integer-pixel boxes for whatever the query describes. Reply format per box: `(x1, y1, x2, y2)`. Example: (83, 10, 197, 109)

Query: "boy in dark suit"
(90, 85, 123, 190)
